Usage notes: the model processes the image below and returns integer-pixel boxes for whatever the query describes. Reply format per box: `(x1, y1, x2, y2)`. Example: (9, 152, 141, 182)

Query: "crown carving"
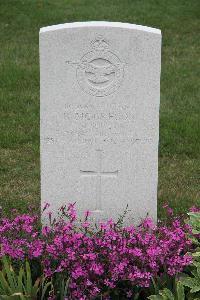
(91, 36, 109, 52)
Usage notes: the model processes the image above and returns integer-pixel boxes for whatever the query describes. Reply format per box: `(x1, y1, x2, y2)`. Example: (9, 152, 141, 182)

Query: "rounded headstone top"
(40, 21, 161, 35)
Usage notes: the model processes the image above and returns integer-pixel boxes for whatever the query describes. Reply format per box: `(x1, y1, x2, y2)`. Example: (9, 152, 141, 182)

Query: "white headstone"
(40, 21, 161, 223)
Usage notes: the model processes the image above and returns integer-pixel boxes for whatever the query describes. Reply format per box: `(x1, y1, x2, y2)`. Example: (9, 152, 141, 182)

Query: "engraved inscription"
(45, 103, 153, 147)
(63, 103, 137, 146)
(80, 150, 118, 212)
(67, 36, 124, 97)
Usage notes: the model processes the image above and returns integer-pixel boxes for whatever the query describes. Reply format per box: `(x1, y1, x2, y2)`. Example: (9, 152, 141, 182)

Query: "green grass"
(0, 0, 200, 217)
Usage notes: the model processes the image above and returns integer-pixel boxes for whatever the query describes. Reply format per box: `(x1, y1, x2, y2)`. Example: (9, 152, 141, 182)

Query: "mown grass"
(0, 0, 200, 217)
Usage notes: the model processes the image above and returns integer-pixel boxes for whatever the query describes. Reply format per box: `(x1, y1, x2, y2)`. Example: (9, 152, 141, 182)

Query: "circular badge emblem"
(76, 36, 124, 97)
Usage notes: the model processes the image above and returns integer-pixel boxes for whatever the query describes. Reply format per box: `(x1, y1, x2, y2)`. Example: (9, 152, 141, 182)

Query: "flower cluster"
(0, 204, 193, 299)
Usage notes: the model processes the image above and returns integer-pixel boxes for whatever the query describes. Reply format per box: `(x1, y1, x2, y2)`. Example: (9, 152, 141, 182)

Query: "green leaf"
(192, 230, 200, 235)
(187, 212, 200, 218)
(2, 256, 17, 292)
(190, 237, 200, 245)
(41, 279, 52, 300)
(176, 282, 185, 300)
(181, 277, 197, 288)
(0, 272, 13, 295)
(159, 288, 174, 299)
(197, 266, 200, 279)
(193, 252, 200, 257)
(63, 278, 70, 298)
(17, 268, 24, 293)
(32, 277, 40, 295)
(12, 292, 26, 299)
(193, 261, 200, 268)
(133, 293, 140, 300)
(190, 286, 200, 293)
(0, 295, 23, 300)
(0, 296, 18, 300)
(25, 260, 32, 295)
(0, 256, 40, 298)
(148, 296, 163, 300)
(191, 269, 198, 277)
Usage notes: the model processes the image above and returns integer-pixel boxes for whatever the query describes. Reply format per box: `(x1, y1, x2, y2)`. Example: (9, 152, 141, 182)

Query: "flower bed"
(0, 204, 199, 299)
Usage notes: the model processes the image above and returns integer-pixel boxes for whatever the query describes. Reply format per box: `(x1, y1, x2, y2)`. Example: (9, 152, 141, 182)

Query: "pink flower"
(0, 203, 195, 299)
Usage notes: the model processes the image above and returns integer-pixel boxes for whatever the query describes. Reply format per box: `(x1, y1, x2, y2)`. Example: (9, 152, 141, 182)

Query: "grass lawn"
(0, 0, 200, 218)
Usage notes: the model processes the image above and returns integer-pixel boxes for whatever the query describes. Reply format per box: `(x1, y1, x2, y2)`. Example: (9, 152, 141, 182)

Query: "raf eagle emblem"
(66, 36, 124, 97)
(80, 61, 116, 85)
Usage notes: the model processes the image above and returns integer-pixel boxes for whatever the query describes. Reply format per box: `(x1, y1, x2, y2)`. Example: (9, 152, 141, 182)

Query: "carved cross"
(80, 150, 118, 212)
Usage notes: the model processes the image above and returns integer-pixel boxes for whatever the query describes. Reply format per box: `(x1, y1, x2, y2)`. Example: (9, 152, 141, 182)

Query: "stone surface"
(40, 21, 161, 223)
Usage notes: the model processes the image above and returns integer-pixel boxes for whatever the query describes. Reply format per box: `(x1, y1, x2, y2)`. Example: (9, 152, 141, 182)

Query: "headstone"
(40, 21, 161, 223)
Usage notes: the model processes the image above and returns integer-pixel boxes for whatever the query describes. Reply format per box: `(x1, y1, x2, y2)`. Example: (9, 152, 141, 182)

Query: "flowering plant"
(0, 204, 194, 299)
